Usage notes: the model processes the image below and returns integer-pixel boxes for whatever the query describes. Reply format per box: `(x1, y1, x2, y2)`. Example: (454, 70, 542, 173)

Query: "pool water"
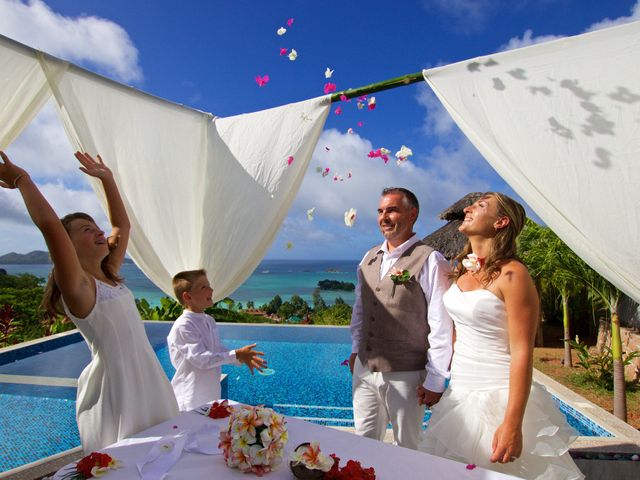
(0, 323, 613, 473)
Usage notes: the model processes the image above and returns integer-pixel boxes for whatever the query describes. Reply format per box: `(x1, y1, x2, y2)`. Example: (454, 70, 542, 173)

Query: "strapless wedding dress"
(419, 284, 584, 479)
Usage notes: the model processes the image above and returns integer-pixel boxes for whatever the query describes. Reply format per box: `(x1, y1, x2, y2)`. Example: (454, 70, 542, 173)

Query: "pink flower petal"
(287, 156, 294, 166)
(323, 82, 337, 94)
(255, 75, 269, 87)
(334, 106, 342, 115)
(358, 95, 367, 102)
(339, 94, 349, 102)
(357, 121, 364, 127)
(466, 464, 477, 470)
(287, 18, 294, 27)
(279, 48, 288, 56)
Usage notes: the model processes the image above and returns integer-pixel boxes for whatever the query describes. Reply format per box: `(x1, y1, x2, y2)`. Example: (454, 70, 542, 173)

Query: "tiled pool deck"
(1, 323, 639, 480)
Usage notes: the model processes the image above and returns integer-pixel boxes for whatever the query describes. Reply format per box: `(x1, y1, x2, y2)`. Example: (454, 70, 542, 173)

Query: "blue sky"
(1, 0, 638, 260)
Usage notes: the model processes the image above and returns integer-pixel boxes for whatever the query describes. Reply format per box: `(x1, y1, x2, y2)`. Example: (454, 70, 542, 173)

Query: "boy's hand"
(235, 343, 267, 375)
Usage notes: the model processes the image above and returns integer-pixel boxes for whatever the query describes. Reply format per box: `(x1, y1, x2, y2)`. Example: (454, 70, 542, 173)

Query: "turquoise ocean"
(0, 259, 358, 307)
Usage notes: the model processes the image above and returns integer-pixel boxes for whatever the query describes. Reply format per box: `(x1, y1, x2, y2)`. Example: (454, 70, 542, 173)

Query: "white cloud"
(585, 1, 640, 32)
(500, 29, 564, 51)
(0, 0, 142, 82)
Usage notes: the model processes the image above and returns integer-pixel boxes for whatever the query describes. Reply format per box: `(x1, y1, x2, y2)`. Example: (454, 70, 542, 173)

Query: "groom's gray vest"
(358, 241, 433, 373)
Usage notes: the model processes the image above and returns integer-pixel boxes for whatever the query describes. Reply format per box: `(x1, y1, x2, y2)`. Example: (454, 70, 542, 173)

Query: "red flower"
(323, 82, 337, 94)
(74, 452, 113, 478)
(325, 453, 376, 480)
(207, 400, 232, 419)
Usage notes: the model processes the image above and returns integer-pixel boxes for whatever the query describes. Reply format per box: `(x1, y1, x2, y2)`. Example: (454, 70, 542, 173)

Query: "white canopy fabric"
(0, 34, 330, 299)
(423, 21, 640, 304)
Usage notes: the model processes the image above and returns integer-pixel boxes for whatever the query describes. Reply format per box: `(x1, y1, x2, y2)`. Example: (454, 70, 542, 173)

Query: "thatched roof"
(423, 192, 483, 259)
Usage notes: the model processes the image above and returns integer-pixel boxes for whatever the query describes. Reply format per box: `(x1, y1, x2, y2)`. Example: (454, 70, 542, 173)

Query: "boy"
(168, 269, 267, 411)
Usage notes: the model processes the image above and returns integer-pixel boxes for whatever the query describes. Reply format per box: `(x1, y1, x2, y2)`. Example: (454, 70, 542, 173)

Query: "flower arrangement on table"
(60, 452, 121, 479)
(218, 404, 288, 476)
(289, 442, 376, 480)
(388, 268, 411, 297)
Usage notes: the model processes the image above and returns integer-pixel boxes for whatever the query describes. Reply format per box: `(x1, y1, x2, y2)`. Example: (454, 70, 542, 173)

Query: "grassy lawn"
(533, 348, 640, 430)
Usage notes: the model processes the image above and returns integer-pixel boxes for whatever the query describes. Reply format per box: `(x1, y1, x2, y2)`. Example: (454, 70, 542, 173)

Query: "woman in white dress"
(419, 192, 583, 479)
(0, 151, 178, 452)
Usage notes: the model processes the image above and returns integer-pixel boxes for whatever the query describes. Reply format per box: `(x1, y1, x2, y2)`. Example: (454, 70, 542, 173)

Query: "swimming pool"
(0, 322, 613, 473)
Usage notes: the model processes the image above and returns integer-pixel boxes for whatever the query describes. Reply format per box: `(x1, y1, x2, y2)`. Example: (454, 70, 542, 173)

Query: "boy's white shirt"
(167, 310, 240, 412)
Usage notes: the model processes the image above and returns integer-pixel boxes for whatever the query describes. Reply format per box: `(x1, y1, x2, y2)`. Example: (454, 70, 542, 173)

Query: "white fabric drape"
(0, 33, 330, 299)
(423, 21, 640, 303)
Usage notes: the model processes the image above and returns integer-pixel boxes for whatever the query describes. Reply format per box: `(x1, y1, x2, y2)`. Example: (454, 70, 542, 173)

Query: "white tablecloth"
(54, 403, 517, 479)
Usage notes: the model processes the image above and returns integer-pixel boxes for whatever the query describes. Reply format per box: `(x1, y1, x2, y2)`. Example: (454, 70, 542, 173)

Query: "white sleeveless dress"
(63, 279, 178, 452)
(419, 284, 584, 479)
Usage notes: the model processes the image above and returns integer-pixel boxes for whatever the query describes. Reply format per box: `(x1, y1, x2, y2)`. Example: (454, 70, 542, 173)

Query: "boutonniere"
(389, 269, 411, 298)
(462, 253, 484, 273)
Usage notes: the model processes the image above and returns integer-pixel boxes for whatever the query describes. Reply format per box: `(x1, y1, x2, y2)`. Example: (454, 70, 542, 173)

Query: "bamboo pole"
(330, 72, 424, 103)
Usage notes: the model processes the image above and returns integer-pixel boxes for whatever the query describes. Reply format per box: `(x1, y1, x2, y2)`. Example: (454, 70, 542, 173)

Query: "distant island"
(317, 279, 355, 291)
(0, 250, 133, 264)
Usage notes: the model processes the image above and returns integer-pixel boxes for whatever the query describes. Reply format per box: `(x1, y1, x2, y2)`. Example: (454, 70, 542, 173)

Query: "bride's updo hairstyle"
(453, 192, 526, 284)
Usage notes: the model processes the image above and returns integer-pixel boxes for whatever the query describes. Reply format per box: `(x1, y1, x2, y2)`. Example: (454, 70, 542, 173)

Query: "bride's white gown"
(419, 284, 584, 479)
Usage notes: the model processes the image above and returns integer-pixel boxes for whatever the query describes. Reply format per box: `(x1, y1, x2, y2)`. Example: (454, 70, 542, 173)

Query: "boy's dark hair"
(381, 187, 420, 214)
(172, 269, 207, 306)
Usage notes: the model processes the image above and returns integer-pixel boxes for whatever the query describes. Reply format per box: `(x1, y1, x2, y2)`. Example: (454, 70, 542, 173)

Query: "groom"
(349, 187, 454, 449)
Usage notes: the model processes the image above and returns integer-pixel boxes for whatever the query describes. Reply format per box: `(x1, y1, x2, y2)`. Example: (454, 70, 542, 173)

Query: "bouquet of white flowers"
(218, 405, 288, 476)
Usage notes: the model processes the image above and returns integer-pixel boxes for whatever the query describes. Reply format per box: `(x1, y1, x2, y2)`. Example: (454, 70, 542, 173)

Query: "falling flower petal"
(287, 18, 294, 27)
(277, 27, 286, 35)
(288, 49, 298, 61)
(466, 464, 477, 470)
(340, 359, 349, 366)
(334, 106, 342, 115)
(344, 208, 357, 227)
(357, 121, 364, 127)
(368, 97, 376, 110)
(279, 48, 288, 56)
(339, 94, 348, 102)
(380, 147, 391, 156)
(347, 170, 352, 178)
(358, 95, 367, 102)
(395, 145, 413, 164)
(255, 75, 269, 87)
(323, 82, 337, 94)
(286, 241, 293, 250)
(357, 102, 364, 110)
(325, 67, 334, 78)
(347, 128, 354, 134)
(321, 167, 330, 178)
(333, 175, 338, 181)
(306, 208, 315, 221)
(325, 146, 330, 151)
(287, 156, 294, 166)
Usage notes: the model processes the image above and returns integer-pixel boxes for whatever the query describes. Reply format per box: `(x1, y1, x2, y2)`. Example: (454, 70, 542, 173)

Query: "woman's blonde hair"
(42, 212, 122, 320)
(453, 192, 526, 283)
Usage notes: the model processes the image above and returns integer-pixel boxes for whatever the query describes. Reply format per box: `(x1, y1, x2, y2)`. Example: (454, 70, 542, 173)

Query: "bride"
(419, 192, 583, 479)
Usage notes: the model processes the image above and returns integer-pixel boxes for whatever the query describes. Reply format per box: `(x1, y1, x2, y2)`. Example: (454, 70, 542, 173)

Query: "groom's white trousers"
(352, 358, 426, 450)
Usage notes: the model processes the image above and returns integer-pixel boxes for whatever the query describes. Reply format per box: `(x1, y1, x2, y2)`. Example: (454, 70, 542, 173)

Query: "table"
(54, 404, 517, 479)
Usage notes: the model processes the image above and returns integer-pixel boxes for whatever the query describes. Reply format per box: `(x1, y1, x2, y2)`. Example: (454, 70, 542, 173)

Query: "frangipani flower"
(344, 208, 357, 227)
(277, 27, 287, 35)
(462, 253, 483, 273)
(325, 67, 334, 78)
(289, 442, 334, 472)
(287, 18, 294, 27)
(395, 145, 413, 164)
(368, 96, 376, 110)
(347, 128, 354, 134)
(288, 49, 298, 61)
(323, 82, 337, 94)
(279, 48, 288, 56)
(306, 208, 315, 221)
(255, 75, 269, 87)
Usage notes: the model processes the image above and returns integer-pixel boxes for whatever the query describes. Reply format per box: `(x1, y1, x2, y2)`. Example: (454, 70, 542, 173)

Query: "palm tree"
(519, 220, 586, 367)
(572, 265, 627, 421)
